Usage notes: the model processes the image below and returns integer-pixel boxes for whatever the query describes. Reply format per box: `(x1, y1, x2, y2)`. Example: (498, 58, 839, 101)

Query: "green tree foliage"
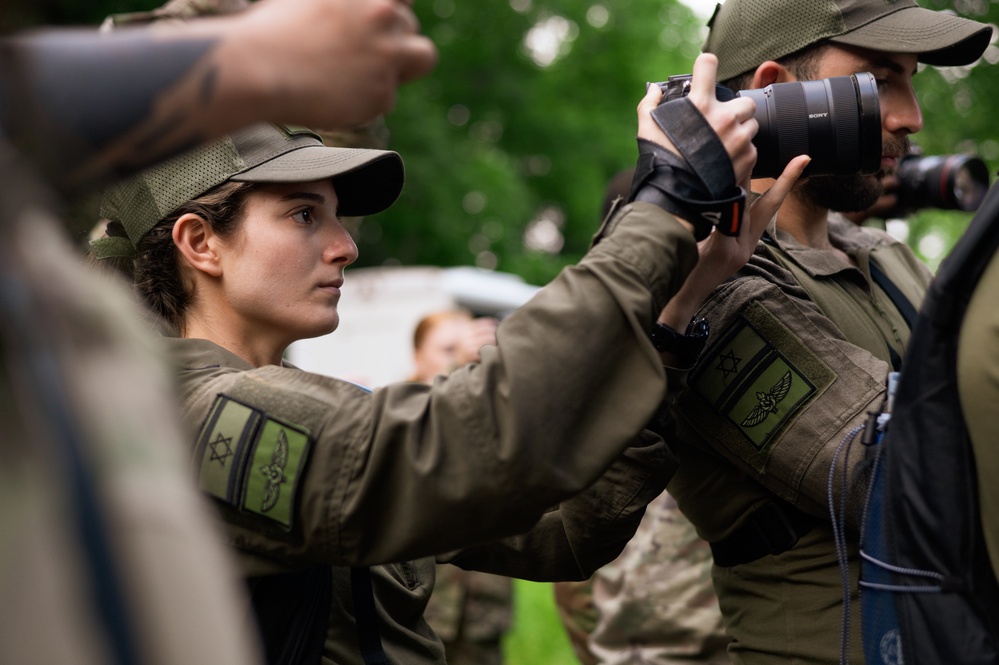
(368, 0, 705, 284)
(374, 0, 999, 280)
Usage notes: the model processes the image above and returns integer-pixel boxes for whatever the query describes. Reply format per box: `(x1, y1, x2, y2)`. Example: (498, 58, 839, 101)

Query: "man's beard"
(800, 135, 911, 212)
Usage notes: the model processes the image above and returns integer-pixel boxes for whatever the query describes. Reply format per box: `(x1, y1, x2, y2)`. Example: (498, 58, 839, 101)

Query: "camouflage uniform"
(0, 146, 263, 665)
(668, 214, 931, 664)
(100, 0, 252, 29)
(422, 566, 512, 665)
(555, 491, 729, 664)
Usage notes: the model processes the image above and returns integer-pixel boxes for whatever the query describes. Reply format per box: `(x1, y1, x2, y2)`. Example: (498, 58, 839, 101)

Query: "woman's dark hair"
(95, 180, 257, 332)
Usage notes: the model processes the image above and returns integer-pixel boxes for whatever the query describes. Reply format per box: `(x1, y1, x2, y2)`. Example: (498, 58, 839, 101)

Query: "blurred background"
(13, 0, 999, 662)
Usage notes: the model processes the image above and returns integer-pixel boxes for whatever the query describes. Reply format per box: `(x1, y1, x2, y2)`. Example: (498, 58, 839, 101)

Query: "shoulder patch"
(682, 301, 836, 466)
(194, 394, 312, 531)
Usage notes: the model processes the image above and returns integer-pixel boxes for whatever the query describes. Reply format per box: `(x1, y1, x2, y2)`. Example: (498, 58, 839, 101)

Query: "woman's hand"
(637, 53, 759, 184)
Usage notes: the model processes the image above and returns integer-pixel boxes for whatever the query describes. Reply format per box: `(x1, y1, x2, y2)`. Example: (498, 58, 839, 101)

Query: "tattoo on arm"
(0, 28, 224, 192)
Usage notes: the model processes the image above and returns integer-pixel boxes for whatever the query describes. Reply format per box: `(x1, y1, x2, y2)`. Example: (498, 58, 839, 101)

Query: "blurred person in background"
(410, 309, 514, 665)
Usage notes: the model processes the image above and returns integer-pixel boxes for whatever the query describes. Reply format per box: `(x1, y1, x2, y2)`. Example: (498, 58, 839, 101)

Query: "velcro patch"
(685, 302, 834, 458)
(195, 394, 312, 531)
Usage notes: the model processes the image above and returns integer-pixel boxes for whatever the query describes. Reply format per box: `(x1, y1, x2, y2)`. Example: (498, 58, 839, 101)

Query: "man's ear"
(173, 213, 223, 277)
(752, 61, 793, 89)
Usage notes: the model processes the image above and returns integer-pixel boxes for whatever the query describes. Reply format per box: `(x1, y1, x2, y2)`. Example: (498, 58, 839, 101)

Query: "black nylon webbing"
(869, 260, 919, 371)
(869, 261, 918, 329)
(350, 566, 391, 665)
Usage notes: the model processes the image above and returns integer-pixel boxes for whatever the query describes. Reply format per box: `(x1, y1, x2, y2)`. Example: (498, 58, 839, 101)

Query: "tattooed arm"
(0, 0, 436, 192)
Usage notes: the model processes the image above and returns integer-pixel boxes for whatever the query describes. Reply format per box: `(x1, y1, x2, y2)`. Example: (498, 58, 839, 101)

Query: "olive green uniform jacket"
(668, 215, 931, 665)
(166, 202, 697, 664)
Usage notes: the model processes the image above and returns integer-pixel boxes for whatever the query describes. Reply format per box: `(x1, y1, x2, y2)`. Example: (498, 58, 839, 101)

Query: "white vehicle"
(288, 265, 541, 387)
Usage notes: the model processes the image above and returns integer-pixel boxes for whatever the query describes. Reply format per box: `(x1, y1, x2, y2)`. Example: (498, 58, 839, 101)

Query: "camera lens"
(739, 73, 882, 179)
(896, 154, 991, 212)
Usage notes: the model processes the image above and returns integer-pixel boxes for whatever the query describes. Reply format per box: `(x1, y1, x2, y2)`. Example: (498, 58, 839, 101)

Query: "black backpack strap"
(248, 565, 333, 665)
(350, 566, 392, 665)
(867, 260, 919, 372)
(868, 260, 918, 329)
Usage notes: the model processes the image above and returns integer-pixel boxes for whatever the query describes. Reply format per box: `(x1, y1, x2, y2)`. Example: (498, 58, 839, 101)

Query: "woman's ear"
(752, 61, 792, 89)
(173, 213, 223, 277)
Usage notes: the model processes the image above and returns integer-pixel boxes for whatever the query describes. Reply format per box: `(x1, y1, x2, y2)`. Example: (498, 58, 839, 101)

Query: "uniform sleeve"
(673, 271, 888, 527)
(181, 202, 698, 566)
(437, 428, 676, 581)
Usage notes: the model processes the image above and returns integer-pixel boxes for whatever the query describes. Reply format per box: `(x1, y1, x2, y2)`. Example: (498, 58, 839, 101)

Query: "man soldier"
(609, 1, 992, 663)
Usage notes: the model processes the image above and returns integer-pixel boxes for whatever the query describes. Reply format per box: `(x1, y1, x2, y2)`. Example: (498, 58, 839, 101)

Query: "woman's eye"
(292, 208, 313, 224)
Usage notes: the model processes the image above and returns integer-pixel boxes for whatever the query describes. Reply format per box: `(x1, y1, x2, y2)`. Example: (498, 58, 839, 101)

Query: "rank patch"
(687, 303, 831, 453)
(195, 395, 312, 530)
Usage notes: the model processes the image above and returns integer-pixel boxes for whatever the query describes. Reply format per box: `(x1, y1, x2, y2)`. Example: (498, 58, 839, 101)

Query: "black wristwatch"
(650, 317, 710, 368)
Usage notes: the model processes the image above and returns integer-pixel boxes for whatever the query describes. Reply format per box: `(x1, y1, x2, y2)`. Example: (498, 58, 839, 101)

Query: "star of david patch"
(208, 433, 234, 466)
(681, 301, 835, 457)
(194, 394, 312, 530)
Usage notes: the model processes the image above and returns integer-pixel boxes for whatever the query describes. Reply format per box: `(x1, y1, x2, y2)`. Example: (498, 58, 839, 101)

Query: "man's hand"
(9, 0, 438, 187)
(226, 0, 438, 130)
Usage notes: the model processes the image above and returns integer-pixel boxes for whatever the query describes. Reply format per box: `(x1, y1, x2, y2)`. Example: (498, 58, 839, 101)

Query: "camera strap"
(631, 137, 745, 241)
(651, 96, 738, 199)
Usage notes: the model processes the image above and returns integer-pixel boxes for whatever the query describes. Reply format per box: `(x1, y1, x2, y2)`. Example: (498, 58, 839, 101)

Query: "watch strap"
(650, 317, 709, 369)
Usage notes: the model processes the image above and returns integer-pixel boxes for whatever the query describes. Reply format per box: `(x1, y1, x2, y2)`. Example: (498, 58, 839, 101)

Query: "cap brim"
(230, 145, 404, 217)
(830, 6, 992, 67)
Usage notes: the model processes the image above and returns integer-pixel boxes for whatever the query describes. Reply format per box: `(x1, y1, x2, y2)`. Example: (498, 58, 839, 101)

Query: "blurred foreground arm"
(0, 0, 437, 191)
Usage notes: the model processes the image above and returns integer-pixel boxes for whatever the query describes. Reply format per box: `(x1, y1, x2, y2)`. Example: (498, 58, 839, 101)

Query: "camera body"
(657, 73, 882, 179)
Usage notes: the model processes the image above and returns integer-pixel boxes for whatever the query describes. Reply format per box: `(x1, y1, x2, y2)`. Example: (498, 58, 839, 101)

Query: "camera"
(658, 73, 882, 179)
(889, 152, 991, 216)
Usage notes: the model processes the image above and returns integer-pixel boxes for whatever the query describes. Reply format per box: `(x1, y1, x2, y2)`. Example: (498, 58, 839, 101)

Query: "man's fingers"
(638, 82, 663, 113)
(688, 53, 719, 103)
(387, 1, 438, 81)
(729, 96, 757, 123)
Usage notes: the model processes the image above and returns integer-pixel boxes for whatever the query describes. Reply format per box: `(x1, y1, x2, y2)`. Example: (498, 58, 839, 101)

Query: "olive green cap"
(703, 0, 993, 82)
(96, 124, 403, 254)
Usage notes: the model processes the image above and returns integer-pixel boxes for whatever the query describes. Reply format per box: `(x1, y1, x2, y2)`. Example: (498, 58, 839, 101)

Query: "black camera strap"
(631, 137, 744, 240)
(651, 96, 737, 200)
(630, 96, 745, 240)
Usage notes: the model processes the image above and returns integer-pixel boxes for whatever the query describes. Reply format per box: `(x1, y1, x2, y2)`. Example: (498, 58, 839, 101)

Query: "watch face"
(687, 317, 710, 338)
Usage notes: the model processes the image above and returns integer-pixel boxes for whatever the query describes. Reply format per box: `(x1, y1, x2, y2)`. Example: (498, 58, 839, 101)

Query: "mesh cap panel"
(102, 137, 245, 245)
(99, 124, 403, 247)
(704, 0, 991, 82)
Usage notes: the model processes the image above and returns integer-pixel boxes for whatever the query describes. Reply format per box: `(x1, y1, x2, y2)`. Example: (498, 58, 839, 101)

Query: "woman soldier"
(90, 55, 806, 664)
